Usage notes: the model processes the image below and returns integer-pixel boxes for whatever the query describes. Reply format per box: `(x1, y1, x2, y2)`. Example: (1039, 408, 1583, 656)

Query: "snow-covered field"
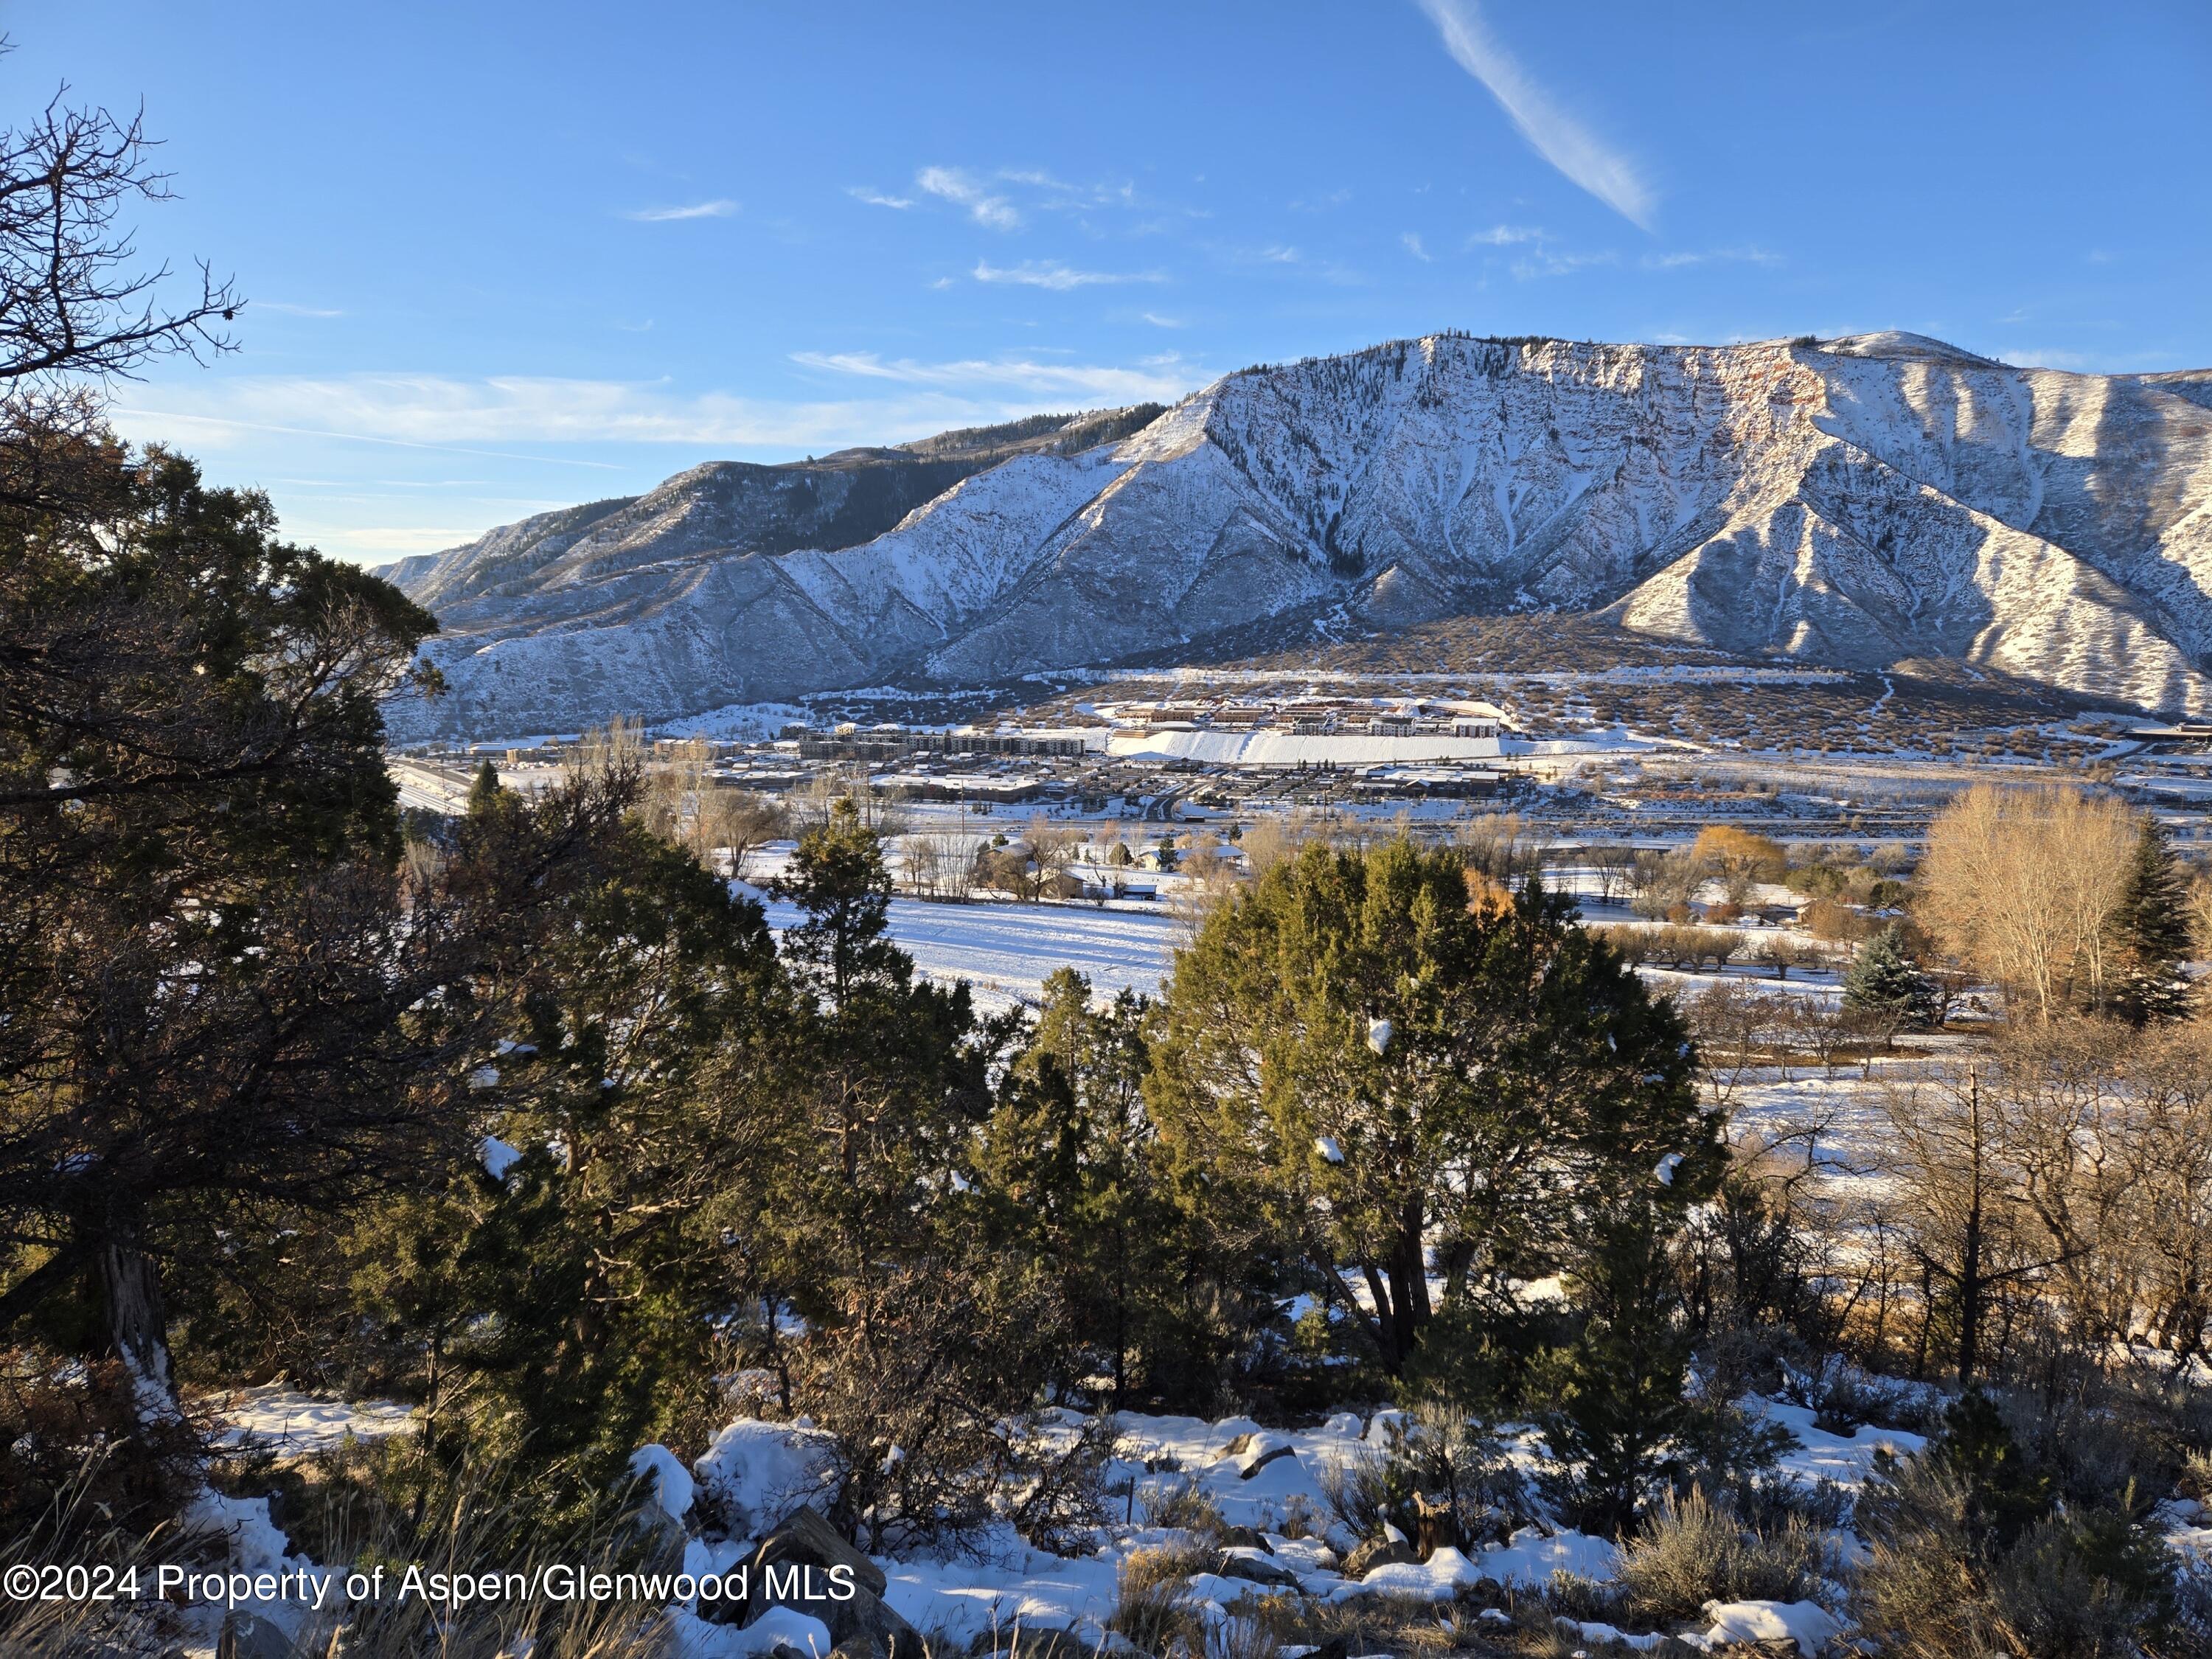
(740, 855, 1861, 1015)
(754, 891, 1183, 1006)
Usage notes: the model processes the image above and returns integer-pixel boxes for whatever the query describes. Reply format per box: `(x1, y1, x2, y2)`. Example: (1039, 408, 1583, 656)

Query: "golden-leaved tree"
(1918, 784, 2135, 1022)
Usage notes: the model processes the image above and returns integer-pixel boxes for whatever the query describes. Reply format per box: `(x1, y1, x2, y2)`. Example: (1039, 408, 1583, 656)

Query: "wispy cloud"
(917, 166, 1019, 230)
(624, 198, 739, 222)
(847, 186, 916, 209)
(1412, 0, 1655, 230)
(253, 300, 345, 318)
(1140, 312, 1185, 328)
(1234, 242, 1362, 285)
(1001, 169, 1141, 212)
(1509, 247, 1618, 280)
(1996, 347, 2100, 371)
(1641, 246, 1781, 270)
(1466, 224, 1546, 247)
(972, 260, 1166, 291)
(122, 374, 1047, 455)
(1401, 232, 1433, 262)
(790, 351, 1197, 403)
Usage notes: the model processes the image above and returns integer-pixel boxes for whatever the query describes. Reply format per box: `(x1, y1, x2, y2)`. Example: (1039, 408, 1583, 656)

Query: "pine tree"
(466, 757, 505, 816)
(776, 796, 908, 1009)
(2106, 819, 2194, 1025)
(1843, 922, 1935, 1041)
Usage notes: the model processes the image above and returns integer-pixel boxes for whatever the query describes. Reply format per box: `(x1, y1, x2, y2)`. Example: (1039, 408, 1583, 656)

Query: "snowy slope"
(384, 333, 2212, 738)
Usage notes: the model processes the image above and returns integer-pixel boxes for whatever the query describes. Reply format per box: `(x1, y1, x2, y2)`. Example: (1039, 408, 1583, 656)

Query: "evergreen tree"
(335, 790, 806, 1495)
(1147, 838, 1718, 1376)
(971, 970, 1196, 1410)
(2106, 819, 2194, 1025)
(776, 796, 908, 1009)
(1532, 1208, 1694, 1535)
(1843, 922, 1937, 1041)
(772, 795, 998, 1332)
(466, 757, 507, 816)
(0, 445, 468, 1403)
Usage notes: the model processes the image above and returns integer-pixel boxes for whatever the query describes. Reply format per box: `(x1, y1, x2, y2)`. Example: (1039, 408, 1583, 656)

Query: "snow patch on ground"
(211, 1386, 417, 1454)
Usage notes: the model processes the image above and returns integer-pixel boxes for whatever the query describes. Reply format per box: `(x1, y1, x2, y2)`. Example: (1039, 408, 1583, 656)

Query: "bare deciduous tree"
(0, 73, 239, 514)
(1876, 1065, 2061, 1385)
(1919, 784, 2136, 1022)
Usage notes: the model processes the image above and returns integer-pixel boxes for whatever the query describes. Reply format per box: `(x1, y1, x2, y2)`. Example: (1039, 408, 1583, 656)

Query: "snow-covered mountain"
(382, 333, 2212, 738)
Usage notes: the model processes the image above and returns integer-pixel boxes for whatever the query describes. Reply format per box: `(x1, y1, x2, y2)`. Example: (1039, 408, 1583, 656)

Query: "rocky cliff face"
(382, 333, 2212, 739)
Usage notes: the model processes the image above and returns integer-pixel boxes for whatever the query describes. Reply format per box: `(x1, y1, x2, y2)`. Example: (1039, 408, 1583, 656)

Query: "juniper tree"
(772, 796, 998, 1332)
(0, 447, 466, 1403)
(466, 757, 505, 816)
(970, 970, 1201, 1411)
(1146, 837, 1718, 1377)
(1531, 1207, 1696, 1534)
(367, 810, 796, 1484)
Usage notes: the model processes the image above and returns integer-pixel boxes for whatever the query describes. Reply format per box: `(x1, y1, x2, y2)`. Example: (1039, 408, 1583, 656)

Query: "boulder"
(1217, 1551, 1301, 1590)
(217, 1613, 293, 1659)
(717, 1505, 918, 1659)
(1340, 1537, 1416, 1579)
(751, 1504, 887, 1598)
(1217, 1524, 1273, 1552)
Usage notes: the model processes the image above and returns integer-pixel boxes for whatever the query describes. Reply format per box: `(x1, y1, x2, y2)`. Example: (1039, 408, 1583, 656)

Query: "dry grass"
(1614, 1486, 1837, 1626)
(1137, 1473, 1227, 1538)
(1, 1441, 683, 1659)
(1107, 1560, 1201, 1657)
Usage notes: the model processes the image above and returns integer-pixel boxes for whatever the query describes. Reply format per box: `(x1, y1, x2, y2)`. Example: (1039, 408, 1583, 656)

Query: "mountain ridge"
(380, 332, 2212, 739)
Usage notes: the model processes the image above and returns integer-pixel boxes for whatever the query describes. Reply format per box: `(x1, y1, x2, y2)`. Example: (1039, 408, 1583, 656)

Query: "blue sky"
(15, 1, 2210, 564)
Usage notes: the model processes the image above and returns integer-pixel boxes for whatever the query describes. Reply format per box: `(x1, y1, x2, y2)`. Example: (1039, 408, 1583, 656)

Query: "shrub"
(1615, 1486, 1839, 1624)
(1596, 923, 1652, 967)
(1316, 1441, 1393, 1540)
(1650, 925, 1745, 970)
(1119, 1537, 1220, 1595)
(1777, 1354, 1944, 1436)
(1139, 1472, 1227, 1536)
(0, 1347, 206, 1539)
(790, 1258, 1112, 1555)
(1317, 1407, 1528, 1550)
(1803, 896, 1871, 943)
(1854, 1401, 2182, 1659)
(1108, 1559, 1200, 1658)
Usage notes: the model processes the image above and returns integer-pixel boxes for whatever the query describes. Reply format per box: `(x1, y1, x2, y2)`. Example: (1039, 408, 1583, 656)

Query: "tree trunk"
(1380, 1199, 1431, 1374)
(100, 1231, 176, 1412)
(1958, 1199, 1984, 1387)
